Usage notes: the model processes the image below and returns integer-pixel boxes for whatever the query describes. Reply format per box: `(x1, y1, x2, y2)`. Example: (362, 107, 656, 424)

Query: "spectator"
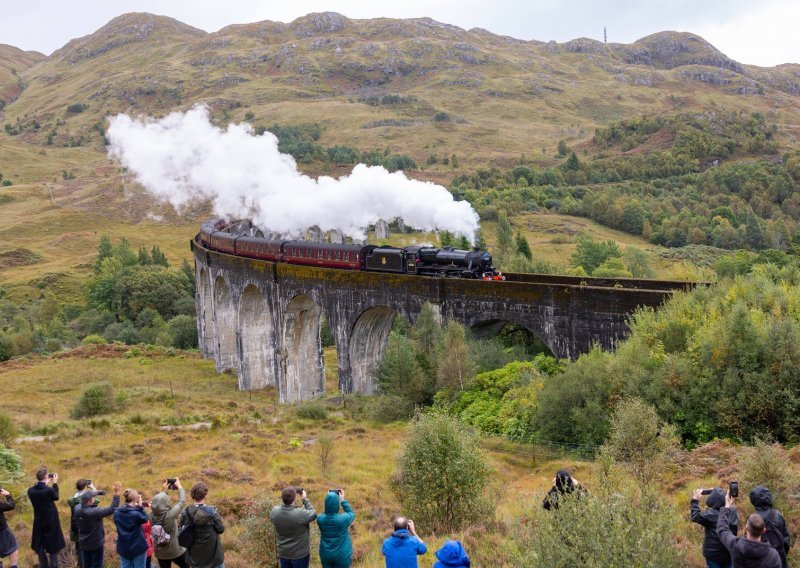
(0, 487, 18, 568)
(381, 517, 426, 568)
(151, 478, 189, 568)
(542, 469, 584, 510)
(749, 486, 791, 568)
(75, 482, 121, 568)
(114, 489, 149, 568)
(67, 479, 91, 568)
(180, 482, 224, 568)
(269, 486, 317, 568)
(716, 490, 781, 568)
(691, 487, 737, 568)
(28, 467, 66, 568)
(316, 489, 355, 568)
(433, 541, 471, 568)
(143, 517, 154, 568)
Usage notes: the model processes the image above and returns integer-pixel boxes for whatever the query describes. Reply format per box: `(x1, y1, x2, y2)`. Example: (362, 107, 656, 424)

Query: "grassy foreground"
(1, 346, 796, 567)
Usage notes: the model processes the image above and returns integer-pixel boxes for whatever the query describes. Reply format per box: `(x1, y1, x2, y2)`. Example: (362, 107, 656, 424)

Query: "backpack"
(151, 524, 171, 548)
(761, 509, 788, 568)
(177, 507, 197, 548)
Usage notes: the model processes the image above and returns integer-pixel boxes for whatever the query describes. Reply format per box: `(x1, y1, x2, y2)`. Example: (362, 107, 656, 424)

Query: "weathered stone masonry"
(192, 238, 689, 403)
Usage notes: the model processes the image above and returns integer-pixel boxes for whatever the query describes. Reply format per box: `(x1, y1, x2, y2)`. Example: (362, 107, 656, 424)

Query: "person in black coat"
(542, 469, 586, 510)
(0, 487, 19, 568)
(28, 467, 66, 568)
(691, 487, 737, 568)
(750, 485, 791, 568)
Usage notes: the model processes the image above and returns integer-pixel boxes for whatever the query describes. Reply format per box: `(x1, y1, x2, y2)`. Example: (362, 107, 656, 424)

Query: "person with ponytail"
(114, 489, 149, 568)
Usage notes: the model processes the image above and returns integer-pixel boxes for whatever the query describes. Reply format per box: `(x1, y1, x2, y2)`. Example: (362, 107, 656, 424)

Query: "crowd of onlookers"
(0, 466, 793, 568)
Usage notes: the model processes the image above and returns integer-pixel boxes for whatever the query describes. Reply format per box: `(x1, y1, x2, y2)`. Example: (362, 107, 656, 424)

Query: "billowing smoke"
(106, 106, 479, 241)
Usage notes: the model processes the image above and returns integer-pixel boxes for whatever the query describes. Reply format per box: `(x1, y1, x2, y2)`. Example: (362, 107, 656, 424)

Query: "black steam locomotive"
(198, 219, 504, 280)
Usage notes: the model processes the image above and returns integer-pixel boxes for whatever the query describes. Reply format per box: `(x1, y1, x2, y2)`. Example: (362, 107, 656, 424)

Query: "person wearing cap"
(75, 482, 121, 568)
(67, 479, 91, 568)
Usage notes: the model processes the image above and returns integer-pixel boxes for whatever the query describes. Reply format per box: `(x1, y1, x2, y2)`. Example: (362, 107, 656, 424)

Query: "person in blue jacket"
(433, 540, 470, 568)
(381, 517, 426, 567)
(113, 489, 149, 568)
(316, 489, 355, 568)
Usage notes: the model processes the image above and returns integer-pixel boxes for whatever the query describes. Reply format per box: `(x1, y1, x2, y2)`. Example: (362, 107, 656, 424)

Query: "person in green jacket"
(180, 483, 224, 568)
(316, 490, 355, 568)
(269, 486, 317, 568)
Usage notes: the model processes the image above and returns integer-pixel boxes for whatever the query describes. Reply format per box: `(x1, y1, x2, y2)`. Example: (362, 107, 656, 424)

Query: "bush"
(738, 436, 800, 509)
(511, 468, 685, 567)
(394, 412, 492, 533)
(238, 495, 279, 565)
(0, 331, 13, 361)
(66, 103, 87, 113)
(0, 413, 17, 446)
(168, 315, 197, 349)
(0, 445, 24, 483)
(295, 402, 328, 421)
(365, 394, 416, 423)
(599, 398, 680, 489)
(81, 334, 106, 346)
(71, 383, 116, 418)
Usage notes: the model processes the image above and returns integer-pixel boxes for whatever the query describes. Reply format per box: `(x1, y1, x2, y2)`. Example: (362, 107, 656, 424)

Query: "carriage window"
(335, 251, 340, 260)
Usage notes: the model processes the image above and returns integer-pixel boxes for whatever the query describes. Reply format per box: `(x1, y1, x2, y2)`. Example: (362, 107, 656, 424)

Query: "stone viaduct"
(192, 237, 691, 403)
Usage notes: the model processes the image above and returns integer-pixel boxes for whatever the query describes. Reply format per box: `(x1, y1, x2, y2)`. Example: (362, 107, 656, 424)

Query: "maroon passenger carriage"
(198, 218, 504, 280)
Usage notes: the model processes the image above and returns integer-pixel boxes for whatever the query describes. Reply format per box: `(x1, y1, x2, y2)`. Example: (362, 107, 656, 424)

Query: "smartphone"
(729, 481, 739, 498)
(86, 479, 92, 486)
(700, 489, 713, 495)
(47, 473, 56, 479)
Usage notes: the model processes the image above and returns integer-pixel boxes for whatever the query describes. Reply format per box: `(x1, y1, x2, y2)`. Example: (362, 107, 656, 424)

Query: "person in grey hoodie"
(150, 478, 188, 568)
(74, 482, 121, 568)
(269, 486, 317, 568)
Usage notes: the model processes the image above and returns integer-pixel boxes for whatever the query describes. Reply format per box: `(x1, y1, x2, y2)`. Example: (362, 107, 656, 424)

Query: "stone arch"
(468, 315, 557, 357)
(199, 268, 214, 357)
(238, 284, 276, 390)
(282, 294, 324, 402)
(348, 306, 398, 395)
(213, 276, 238, 371)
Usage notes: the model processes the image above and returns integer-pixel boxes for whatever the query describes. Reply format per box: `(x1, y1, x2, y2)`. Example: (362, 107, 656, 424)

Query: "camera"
(700, 489, 713, 495)
(86, 479, 92, 486)
(729, 481, 739, 498)
(167, 478, 177, 490)
(296, 488, 304, 495)
(47, 473, 56, 479)
(142, 501, 150, 508)
(95, 490, 107, 496)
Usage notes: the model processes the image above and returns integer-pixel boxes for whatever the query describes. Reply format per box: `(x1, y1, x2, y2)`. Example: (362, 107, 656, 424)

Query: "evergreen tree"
(439, 230, 454, 247)
(94, 234, 113, 273)
(137, 246, 152, 265)
(151, 245, 170, 267)
(475, 230, 487, 251)
(115, 237, 138, 267)
(496, 211, 514, 260)
(515, 231, 532, 260)
(563, 151, 580, 171)
(456, 235, 470, 250)
(557, 140, 569, 157)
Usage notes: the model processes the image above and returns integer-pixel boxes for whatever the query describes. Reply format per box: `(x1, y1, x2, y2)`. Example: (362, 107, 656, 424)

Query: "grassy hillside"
(0, 44, 44, 104)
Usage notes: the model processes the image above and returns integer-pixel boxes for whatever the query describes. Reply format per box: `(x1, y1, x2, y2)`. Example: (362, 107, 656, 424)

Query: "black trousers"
(157, 553, 190, 568)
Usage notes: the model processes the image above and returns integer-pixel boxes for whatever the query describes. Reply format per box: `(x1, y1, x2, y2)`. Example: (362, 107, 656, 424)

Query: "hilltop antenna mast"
(604, 26, 607, 43)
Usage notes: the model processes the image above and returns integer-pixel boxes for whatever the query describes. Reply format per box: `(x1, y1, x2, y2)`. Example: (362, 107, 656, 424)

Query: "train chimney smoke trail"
(106, 106, 479, 241)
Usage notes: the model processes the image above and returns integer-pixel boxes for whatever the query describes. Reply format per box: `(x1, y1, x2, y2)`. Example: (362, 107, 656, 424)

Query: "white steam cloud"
(107, 106, 479, 241)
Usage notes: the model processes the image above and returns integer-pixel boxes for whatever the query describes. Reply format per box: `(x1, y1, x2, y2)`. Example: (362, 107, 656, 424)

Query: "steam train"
(198, 218, 504, 280)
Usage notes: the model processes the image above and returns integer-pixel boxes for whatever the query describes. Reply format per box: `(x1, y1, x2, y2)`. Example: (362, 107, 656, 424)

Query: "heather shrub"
(71, 382, 116, 418)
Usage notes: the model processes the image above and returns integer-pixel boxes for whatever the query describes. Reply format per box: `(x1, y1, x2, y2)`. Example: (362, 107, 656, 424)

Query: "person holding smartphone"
(316, 489, 355, 568)
(716, 489, 781, 568)
(28, 468, 66, 568)
(0, 487, 19, 568)
(114, 489, 149, 568)
(691, 487, 737, 568)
